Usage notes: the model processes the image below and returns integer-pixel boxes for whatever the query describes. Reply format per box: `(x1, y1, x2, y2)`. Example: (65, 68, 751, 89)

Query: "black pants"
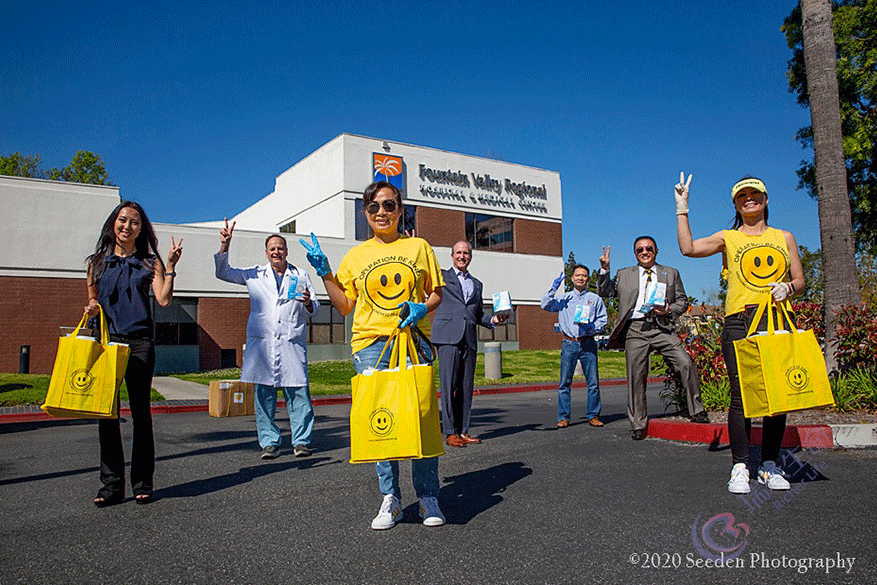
(98, 337, 155, 496)
(721, 314, 786, 465)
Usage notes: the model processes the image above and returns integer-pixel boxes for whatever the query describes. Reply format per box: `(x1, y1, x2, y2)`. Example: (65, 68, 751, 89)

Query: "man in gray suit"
(597, 236, 708, 440)
(431, 241, 507, 448)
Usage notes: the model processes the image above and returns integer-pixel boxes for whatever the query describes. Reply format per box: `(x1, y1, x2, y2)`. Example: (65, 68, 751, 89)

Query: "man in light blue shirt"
(541, 264, 608, 428)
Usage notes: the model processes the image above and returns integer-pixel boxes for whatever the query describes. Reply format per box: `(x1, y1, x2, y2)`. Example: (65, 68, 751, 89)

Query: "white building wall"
(0, 176, 120, 279)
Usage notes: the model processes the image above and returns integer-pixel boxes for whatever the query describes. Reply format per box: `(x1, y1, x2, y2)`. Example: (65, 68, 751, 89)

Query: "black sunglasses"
(635, 246, 655, 254)
(365, 200, 398, 214)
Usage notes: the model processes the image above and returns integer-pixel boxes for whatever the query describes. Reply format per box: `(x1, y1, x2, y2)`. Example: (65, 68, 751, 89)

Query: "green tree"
(0, 150, 111, 185)
(783, 0, 877, 254)
(48, 150, 110, 185)
(0, 153, 45, 178)
(563, 251, 576, 292)
(798, 244, 825, 304)
(785, 0, 863, 370)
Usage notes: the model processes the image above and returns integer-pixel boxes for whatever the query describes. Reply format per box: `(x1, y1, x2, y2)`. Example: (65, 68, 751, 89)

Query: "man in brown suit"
(597, 236, 708, 440)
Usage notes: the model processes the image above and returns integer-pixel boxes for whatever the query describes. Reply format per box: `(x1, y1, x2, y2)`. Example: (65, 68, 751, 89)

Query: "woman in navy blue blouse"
(85, 201, 183, 506)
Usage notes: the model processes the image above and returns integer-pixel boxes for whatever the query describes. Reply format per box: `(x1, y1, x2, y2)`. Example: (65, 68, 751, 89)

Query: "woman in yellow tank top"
(675, 173, 805, 496)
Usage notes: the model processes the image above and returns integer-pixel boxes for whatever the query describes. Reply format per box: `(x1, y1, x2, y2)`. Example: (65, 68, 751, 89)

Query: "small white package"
(287, 275, 307, 301)
(492, 291, 512, 315)
(636, 281, 667, 314)
(574, 303, 591, 324)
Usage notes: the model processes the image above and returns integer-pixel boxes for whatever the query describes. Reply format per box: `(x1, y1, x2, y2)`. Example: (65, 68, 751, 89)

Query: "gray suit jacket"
(597, 263, 688, 348)
(431, 268, 494, 349)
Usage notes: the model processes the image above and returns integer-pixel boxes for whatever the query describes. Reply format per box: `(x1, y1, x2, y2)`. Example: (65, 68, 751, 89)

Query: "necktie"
(645, 268, 652, 284)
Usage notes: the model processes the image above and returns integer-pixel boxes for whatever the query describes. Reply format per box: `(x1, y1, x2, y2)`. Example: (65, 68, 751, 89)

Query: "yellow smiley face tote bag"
(349, 328, 444, 463)
(41, 305, 130, 419)
(733, 298, 833, 418)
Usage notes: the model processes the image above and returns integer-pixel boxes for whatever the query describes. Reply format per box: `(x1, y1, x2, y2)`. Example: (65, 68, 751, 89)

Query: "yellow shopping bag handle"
(374, 327, 422, 370)
(746, 295, 797, 338)
(70, 304, 111, 349)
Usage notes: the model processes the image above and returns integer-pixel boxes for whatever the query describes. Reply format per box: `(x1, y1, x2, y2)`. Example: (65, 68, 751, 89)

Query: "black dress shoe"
(631, 429, 646, 441)
(690, 412, 710, 424)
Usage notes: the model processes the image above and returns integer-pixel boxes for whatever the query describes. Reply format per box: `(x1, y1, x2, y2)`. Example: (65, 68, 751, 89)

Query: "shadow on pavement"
(154, 456, 338, 499)
(436, 461, 533, 525)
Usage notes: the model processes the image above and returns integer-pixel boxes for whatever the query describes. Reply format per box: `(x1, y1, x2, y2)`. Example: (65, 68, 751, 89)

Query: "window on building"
(309, 304, 347, 344)
(466, 213, 514, 252)
(355, 200, 417, 241)
(477, 305, 518, 342)
(154, 298, 199, 346)
(279, 220, 296, 233)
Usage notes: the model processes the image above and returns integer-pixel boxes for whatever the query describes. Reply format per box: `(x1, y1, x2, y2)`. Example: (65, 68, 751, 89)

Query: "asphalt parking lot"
(1, 385, 874, 585)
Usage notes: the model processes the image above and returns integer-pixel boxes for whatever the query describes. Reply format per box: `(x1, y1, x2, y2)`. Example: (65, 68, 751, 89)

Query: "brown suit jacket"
(597, 263, 689, 349)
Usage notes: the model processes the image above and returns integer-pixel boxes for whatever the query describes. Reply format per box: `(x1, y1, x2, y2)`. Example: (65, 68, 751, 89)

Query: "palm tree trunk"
(800, 0, 861, 371)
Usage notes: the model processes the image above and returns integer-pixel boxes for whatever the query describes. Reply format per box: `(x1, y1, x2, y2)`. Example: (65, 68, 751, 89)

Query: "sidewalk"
(3, 376, 875, 448)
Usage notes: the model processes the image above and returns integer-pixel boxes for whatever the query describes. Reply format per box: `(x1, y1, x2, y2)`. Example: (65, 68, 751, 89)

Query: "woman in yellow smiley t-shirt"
(675, 174, 805, 496)
(301, 180, 446, 531)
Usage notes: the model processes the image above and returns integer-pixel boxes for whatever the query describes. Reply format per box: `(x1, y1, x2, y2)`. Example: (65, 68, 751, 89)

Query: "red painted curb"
(0, 376, 667, 423)
(647, 419, 834, 449)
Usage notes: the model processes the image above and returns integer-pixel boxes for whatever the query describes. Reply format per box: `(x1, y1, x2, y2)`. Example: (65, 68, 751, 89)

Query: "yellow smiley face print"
(786, 366, 810, 391)
(369, 408, 394, 436)
(739, 245, 788, 290)
(364, 261, 417, 311)
(69, 369, 94, 392)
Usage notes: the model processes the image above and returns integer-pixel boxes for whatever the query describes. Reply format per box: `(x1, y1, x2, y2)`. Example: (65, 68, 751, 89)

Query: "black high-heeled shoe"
(93, 490, 124, 508)
(134, 490, 153, 505)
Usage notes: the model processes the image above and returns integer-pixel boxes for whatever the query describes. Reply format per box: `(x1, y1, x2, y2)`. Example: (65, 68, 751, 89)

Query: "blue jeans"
(254, 384, 314, 448)
(353, 336, 440, 499)
(558, 338, 601, 422)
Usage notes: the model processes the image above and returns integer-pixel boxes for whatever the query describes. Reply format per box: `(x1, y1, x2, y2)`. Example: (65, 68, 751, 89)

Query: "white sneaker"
(371, 494, 402, 530)
(419, 496, 445, 527)
(728, 463, 751, 494)
(758, 461, 791, 490)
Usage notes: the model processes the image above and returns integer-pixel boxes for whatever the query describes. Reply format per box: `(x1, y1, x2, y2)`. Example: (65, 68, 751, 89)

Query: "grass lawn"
(174, 349, 634, 396)
(0, 373, 164, 407)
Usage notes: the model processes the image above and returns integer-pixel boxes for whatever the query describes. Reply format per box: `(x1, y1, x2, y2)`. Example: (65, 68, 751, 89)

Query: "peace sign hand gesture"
(299, 232, 332, 277)
(218, 218, 235, 253)
(675, 171, 693, 215)
(220, 218, 235, 244)
(599, 246, 611, 271)
(167, 236, 183, 267)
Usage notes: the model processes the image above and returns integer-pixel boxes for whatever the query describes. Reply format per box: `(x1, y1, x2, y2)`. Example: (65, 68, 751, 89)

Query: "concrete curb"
(647, 419, 877, 449)
(4, 377, 875, 449)
(0, 376, 661, 424)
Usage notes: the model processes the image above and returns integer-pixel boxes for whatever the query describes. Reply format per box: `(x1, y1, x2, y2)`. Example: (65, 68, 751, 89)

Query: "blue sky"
(1, 0, 816, 300)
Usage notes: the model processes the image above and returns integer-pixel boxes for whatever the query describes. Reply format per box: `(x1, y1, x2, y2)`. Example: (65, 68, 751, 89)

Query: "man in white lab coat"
(215, 220, 319, 460)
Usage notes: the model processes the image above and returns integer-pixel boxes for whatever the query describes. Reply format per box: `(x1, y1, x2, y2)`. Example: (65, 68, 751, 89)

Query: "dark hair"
(363, 181, 403, 206)
(572, 264, 590, 276)
(633, 236, 658, 252)
(87, 201, 163, 283)
(731, 175, 769, 229)
(265, 233, 287, 249)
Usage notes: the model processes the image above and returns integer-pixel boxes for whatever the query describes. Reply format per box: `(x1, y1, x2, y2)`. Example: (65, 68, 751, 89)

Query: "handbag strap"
(745, 295, 797, 338)
(71, 304, 110, 348)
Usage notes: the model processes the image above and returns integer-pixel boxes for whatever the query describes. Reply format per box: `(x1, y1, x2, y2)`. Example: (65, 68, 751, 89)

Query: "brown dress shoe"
(556, 420, 569, 428)
(445, 434, 466, 448)
(460, 433, 482, 444)
(588, 417, 605, 427)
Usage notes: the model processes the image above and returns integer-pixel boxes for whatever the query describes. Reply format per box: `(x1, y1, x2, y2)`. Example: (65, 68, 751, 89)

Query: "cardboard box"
(209, 380, 255, 417)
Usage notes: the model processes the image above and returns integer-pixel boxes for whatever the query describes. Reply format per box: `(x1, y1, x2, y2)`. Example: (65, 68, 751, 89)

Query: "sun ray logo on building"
(373, 153, 404, 191)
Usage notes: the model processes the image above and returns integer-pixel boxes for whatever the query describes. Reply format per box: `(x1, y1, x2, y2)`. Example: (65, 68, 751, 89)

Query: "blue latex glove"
(298, 232, 331, 276)
(551, 271, 565, 290)
(398, 301, 427, 329)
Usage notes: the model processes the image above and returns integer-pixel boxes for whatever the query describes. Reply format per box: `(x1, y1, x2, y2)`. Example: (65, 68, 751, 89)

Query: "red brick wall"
(415, 206, 466, 249)
(514, 219, 562, 257)
(0, 276, 87, 374)
(516, 305, 563, 350)
(198, 297, 250, 370)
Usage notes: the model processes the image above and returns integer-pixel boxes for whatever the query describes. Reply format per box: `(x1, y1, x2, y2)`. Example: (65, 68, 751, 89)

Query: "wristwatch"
(166, 271, 177, 277)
